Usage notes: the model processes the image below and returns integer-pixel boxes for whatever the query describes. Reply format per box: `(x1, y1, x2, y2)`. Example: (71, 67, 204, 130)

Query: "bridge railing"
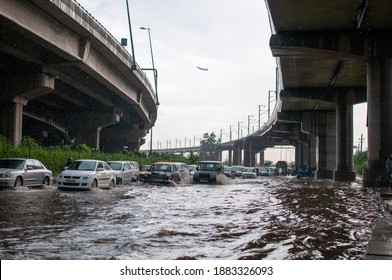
(68, 0, 157, 102)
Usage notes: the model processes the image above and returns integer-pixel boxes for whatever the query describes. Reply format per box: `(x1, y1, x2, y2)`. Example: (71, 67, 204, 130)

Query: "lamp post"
(140, 26, 158, 154)
(140, 26, 159, 105)
(125, 0, 137, 69)
(220, 129, 224, 143)
(247, 115, 254, 135)
(258, 105, 265, 129)
(268, 90, 275, 118)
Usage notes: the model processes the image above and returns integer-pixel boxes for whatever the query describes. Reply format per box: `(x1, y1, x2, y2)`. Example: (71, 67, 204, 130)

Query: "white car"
(57, 159, 115, 190)
(107, 161, 138, 185)
(242, 167, 257, 179)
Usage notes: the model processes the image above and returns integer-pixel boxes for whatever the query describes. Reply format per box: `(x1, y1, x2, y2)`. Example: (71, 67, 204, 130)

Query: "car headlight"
(0, 172, 16, 178)
(193, 172, 199, 177)
(82, 175, 91, 180)
(210, 173, 217, 178)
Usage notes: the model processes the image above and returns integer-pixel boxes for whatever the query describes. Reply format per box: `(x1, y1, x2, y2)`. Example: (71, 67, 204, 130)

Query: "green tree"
(354, 150, 367, 175)
(200, 132, 219, 160)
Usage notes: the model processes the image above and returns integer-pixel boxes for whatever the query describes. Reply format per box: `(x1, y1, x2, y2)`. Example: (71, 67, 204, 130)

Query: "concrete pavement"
(364, 189, 392, 259)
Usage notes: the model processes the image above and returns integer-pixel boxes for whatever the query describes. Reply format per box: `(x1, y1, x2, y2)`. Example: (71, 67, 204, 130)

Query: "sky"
(75, 0, 368, 162)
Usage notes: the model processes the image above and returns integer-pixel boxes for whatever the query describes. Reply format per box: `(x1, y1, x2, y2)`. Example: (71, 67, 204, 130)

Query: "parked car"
(138, 165, 151, 181)
(145, 162, 189, 183)
(107, 161, 138, 185)
(57, 159, 115, 190)
(242, 167, 257, 178)
(193, 161, 224, 183)
(223, 165, 236, 179)
(0, 158, 52, 188)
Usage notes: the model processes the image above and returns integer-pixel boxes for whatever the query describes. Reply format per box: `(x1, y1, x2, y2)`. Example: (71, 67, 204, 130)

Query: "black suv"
(193, 161, 224, 183)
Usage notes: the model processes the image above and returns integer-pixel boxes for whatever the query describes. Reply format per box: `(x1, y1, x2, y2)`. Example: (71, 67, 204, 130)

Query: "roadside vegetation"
(0, 135, 199, 176)
(354, 150, 368, 176)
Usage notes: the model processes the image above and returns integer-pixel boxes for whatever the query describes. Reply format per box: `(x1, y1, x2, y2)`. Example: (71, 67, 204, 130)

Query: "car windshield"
(67, 161, 96, 171)
(140, 165, 150, 171)
(0, 159, 25, 169)
(244, 168, 254, 172)
(108, 162, 122, 171)
(188, 166, 196, 171)
(152, 164, 171, 172)
(199, 163, 219, 171)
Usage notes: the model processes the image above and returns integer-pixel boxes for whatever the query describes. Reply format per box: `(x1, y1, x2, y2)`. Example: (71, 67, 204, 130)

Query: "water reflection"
(0, 177, 383, 259)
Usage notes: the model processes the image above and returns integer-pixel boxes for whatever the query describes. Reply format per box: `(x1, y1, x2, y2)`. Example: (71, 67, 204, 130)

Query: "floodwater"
(0, 175, 383, 260)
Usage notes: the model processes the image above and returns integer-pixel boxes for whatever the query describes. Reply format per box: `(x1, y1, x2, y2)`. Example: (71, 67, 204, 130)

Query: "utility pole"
(358, 133, 365, 152)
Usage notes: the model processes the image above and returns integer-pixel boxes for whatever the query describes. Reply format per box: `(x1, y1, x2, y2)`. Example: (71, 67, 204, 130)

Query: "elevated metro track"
(0, 0, 158, 151)
(255, 0, 392, 186)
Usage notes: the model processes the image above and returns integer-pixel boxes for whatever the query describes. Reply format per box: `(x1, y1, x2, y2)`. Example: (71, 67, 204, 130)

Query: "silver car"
(0, 158, 53, 188)
(107, 161, 138, 185)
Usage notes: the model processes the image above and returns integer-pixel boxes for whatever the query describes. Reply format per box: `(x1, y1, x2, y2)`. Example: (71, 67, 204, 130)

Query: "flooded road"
(0, 176, 383, 260)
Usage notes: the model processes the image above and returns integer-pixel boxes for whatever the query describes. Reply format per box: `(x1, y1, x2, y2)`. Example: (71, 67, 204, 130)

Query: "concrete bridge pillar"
(295, 141, 304, 169)
(0, 100, 25, 146)
(244, 136, 266, 167)
(363, 57, 392, 187)
(218, 150, 223, 162)
(259, 151, 265, 166)
(228, 148, 233, 166)
(233, 140, 243, 165)
(70, 112, 120, 150)
(302, 112, 335, 178)
(315, 112, 336, 179)
(334, 91, 356, 181)
(102, 124, 148, 152)
(0, 73, 55, 146)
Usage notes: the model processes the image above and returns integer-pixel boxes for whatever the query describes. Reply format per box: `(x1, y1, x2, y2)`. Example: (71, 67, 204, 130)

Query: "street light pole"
(220, 129, 224, 143)
(258, 105, 265, 129)
(140, 27, 159, 105)
(248, 115, 254, 135)
(268, 90, 275, 118)
(125, 0, 137, 70)
(140, 26, 159, 154)
(140, 27, 155, 71)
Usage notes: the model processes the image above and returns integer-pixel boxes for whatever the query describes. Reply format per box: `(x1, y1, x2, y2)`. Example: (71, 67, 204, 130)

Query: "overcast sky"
(75, 0, 367, 162)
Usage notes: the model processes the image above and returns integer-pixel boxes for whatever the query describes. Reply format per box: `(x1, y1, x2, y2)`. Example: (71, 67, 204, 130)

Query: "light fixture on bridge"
(121, 38, 127, 46)
(140, 26, 159, 106)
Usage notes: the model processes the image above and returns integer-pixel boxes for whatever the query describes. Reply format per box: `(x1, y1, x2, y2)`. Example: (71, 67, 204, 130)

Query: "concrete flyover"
(216, 0, 392, 186)
(0, 0, 158, 152)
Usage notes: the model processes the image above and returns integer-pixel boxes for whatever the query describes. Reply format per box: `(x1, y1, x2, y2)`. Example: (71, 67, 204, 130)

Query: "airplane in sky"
(196, 66, 208, 71)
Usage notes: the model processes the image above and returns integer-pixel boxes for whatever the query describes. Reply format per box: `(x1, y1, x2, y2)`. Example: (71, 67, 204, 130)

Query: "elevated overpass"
(0, 0, 158, 152)
(232, 0, 391, 187)
(152, 0, 391, 187)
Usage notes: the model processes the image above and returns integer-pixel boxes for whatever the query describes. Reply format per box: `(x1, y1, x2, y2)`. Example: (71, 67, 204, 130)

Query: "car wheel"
(91, 179, 98, 189)
(109, 180, 115, 189)
(116, 178, 122, 185)
(14, 176, 23, 188)
(42, 176, 50, 187)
